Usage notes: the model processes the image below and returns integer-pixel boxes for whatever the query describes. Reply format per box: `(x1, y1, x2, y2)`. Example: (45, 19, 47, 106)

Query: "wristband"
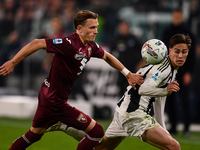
(120, 68, 130, 76)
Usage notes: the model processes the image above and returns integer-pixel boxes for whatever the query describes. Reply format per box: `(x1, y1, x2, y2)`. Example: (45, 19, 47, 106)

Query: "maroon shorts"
(32, 93, 92, 131)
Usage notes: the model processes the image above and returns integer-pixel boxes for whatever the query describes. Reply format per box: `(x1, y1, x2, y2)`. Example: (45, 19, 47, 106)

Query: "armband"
(120, 68, 130, 77)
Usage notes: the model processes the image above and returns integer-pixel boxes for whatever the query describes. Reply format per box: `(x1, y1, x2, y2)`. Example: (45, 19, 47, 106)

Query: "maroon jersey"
(40, 33, 104, 104)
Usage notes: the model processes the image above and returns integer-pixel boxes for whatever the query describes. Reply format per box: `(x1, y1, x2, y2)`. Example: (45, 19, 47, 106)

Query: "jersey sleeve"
(45, 37, 74, 56)
(138, 65, 169, 97)
(91, 42, 104, 58)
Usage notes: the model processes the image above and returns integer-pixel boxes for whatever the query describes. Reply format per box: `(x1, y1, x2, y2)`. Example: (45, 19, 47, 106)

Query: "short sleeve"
(91, 42, 104, 58)
(45, 37, 74, 56)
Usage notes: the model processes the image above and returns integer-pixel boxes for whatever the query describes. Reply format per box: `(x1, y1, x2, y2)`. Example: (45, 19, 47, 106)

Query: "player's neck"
(76, 31, 88, 45)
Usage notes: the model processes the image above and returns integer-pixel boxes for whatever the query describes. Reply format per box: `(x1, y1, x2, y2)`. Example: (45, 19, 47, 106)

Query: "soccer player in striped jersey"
(0, 10, 143, 150)
(94, 33, 191, 150)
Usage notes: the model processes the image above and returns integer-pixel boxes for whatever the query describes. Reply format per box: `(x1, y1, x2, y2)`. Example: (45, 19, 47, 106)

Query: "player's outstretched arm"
(0, 39, 47, 76)
(102, 51, 143, 89)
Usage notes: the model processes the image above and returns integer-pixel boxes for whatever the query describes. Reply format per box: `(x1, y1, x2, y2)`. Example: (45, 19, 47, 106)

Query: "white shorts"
(105, 110, 160, 140)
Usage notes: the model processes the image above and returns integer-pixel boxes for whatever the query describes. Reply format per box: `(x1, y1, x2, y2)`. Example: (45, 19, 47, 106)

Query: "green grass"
(0, 118, 200, 149)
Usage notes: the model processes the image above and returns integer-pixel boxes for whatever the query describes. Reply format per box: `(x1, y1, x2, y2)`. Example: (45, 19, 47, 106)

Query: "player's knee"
(171, 139, 181, 150)
(167, 138, 181, 150)
(87, 122, 104, 139)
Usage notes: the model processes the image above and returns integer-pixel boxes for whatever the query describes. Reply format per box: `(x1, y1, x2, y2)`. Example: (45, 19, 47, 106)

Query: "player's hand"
(0, 60, 15, 76)
(126, 72, 144, 90)
(167, 81, 180, 93)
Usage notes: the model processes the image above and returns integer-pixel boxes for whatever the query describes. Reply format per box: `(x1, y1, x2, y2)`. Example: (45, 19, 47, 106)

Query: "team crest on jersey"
(77, 113, 87, 123)
(53, 39, 62, 44)
(87, 47, 92, 57)
(152, 72, 159, 81)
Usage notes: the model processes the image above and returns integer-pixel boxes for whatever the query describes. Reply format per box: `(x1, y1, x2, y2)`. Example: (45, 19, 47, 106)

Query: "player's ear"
(169, 48, 172, 53)
(77, 25, 82, 32)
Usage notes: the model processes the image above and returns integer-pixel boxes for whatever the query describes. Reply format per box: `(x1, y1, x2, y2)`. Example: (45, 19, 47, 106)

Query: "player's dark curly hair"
(74, 10, 98, 29)
(169, 33, 192, 49)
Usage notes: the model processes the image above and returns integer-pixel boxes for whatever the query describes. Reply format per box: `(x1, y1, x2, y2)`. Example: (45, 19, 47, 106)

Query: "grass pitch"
(0, 118, 200, 149)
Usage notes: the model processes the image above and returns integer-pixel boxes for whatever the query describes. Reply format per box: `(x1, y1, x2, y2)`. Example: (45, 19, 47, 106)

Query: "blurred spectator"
(62, 0, 77, 34)
(0, 1, 4, 19)
(0, 1, 16, 47)
(162, 8, 196, 137)
(191, 42, 200, 123)
(49, 16, 67, 38)
(187, 0, 200, 40)
(0, 31, 21, 72)
(85, 0, 118, 44)
(15, 0, 35, 44)
(40, 0, 62, 38)
(0, 31, 21, 87)
(44, 0, 62, 18)
(29, 0, 47, 40)
(0, 0, 17, 87)
(110, 21, 143, 97)
(3, 0, 17, 13)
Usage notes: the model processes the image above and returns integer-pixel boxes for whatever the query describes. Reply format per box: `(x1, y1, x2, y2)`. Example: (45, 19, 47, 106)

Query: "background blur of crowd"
(0, 0, 200, 123)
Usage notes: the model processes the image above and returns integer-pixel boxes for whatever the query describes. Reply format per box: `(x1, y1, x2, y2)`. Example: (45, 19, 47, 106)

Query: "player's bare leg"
(141, 126, 181, 150)
(46, 121, 86, 141)
(94, 135, 122, 150)
(31, 126, 47, 134)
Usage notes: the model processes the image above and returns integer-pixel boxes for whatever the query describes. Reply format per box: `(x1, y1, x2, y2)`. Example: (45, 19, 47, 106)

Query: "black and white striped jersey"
(116, 56, 177, 115)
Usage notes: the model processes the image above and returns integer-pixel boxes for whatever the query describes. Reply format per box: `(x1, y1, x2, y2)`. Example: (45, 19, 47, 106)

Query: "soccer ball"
(141, 39, 168, 65)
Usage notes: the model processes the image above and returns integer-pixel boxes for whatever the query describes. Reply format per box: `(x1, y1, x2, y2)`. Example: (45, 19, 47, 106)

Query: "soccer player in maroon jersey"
(0, 10, 143, 150)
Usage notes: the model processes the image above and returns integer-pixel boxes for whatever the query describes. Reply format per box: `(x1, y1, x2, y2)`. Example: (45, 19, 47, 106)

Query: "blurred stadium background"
(0, 0, 200, 148)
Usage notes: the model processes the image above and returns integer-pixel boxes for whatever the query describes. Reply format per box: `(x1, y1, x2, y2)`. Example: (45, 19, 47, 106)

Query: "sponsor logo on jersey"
(87, 47, 92, 57)
(152, 72, 159, 81)
(74, 53, 85, 60)
(53, 39, 62, 44)
(77, 113, 87, 123)
(66, 38, 71, 44)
